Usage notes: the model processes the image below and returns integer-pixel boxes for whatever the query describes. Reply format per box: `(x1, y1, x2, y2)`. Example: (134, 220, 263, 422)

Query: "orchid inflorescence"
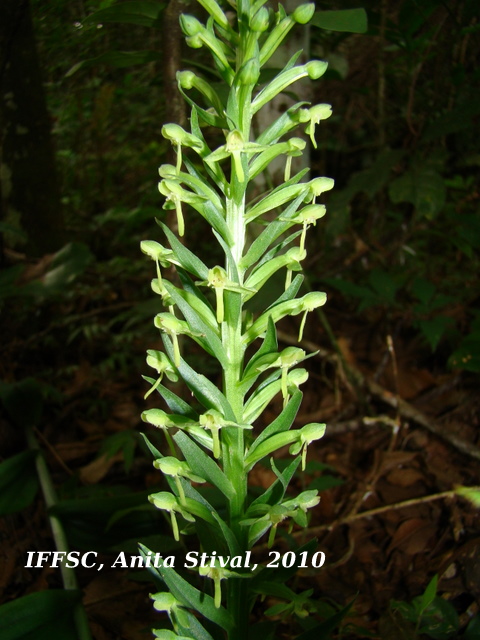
(140, 1, 333, 637)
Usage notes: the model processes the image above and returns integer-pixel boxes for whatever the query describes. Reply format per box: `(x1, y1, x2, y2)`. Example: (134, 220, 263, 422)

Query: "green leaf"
(249, 456, 301, 510)
(248, 390, 302, 458)
(464, 614, 480, 640)
(295, 598, 355, 639)
(140, 544, 234, 632)
(0, 450, 39, 515)
(241, 194, 306, 269)
(417, 316, 452, 351)
(154, 381, 198, 419)
(83, 1, 166, 28)
(389, 167, 446, 219)
(419, 574, 438, 614)
(311, 9, 368, 33)
(174, 608, 216, 640)
(174, 431, 235, 500)
(242, 316, 278, 384)
(164, 281, 228, 367)
(162, 335, 235, 419)
(100, 430, 138, 473)
(66, 50, 162, 76)
(455, 485, 480, 507)
(0, 590, 82, 640)
(159, 221, 209, 280)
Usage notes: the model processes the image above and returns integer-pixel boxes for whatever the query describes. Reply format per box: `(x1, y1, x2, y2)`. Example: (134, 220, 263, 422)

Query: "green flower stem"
(26, 426, 93, 640)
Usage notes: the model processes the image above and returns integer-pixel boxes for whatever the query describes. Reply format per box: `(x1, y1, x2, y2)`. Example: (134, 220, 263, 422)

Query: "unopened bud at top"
(306, 60, 328, 80)
(250, 7, 270, 32)
(292, 3, 315, 24)
(180, 14, 203, 37)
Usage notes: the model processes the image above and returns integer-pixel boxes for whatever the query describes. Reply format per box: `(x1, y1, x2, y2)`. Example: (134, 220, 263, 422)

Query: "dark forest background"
(1, 0, 479, 638)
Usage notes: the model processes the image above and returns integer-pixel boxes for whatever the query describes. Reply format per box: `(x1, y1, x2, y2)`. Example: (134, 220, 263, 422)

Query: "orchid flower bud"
(306, 60, 328, 80)
(180, 14, 203, 37)
(177, 70, 225, 118)
(238, 57, 260, 86)
(250, 7, 270, 32)
(292, 3, 315, 24)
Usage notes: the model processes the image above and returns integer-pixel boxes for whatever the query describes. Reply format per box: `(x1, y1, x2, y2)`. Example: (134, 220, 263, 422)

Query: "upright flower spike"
(142, 0, 334, 634)
(153, 457, 206, 505)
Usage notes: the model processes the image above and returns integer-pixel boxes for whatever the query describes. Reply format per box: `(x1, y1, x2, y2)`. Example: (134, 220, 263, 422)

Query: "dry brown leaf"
(387, 518, 437, 555)
(385, 467, 425, 487)
(79, 452, 123, 484)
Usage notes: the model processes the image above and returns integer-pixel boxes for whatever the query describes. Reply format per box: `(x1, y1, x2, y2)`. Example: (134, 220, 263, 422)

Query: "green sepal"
(174, 431, 236, 501)
(139, 544, 234, 633)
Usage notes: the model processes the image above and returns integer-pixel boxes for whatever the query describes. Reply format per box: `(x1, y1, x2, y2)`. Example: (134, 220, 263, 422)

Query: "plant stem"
(26, 426, 93, 640)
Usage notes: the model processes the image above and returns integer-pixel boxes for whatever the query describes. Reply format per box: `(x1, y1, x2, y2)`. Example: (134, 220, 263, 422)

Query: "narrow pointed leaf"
(174, 431, 235, 500)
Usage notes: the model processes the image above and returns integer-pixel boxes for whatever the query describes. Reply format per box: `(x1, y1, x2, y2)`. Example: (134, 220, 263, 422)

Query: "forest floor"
(1, 279, 479, 640)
